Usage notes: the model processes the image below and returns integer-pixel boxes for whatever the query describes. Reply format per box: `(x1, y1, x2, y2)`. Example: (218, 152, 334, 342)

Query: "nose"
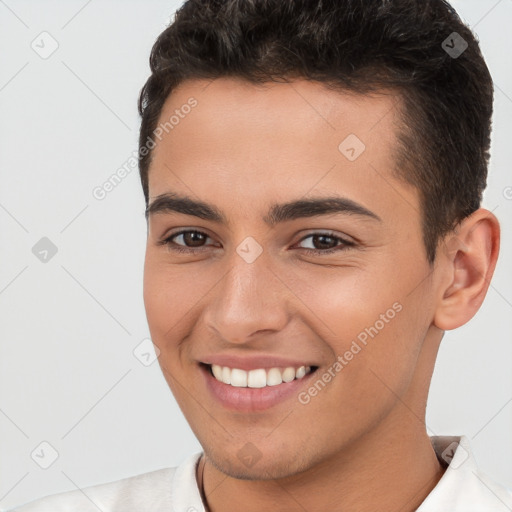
(203, 251, 290, 344)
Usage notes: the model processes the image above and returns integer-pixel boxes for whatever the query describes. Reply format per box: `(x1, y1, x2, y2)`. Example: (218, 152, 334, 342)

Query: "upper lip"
(198, 354, 318, 371)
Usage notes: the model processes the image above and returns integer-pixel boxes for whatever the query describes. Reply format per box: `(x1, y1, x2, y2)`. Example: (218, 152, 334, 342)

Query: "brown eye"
(159, 230, 214, 253)
(296, 232, 355, 255)
(310, 234, 338, 250)
(180, 231, 207, 247)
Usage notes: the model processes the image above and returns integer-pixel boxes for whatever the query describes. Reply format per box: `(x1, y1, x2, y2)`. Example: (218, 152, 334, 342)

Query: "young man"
(10, 0, 511, 510)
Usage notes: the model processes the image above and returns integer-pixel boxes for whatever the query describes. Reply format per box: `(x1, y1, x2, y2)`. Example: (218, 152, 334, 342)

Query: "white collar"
(170, 435, 512, 511)
(418, 435, 512, 511)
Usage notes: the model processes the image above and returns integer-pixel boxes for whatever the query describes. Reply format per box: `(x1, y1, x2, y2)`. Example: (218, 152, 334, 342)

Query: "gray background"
(0, 0, 511, 509)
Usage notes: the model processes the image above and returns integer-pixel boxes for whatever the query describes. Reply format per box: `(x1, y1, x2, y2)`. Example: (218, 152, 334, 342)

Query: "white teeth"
(221, 366, 231, 385)
(209, 364, 313, 388)
(282, 367, 296, 382)
(266, 368, 283, 386)
(212, 364, 223, 381)
(230, 368, 247, 387)
(248, 369, 267, 388)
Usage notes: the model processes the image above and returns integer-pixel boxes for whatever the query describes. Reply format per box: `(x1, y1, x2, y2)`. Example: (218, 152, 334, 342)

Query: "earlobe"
(434, 209, 500, 331)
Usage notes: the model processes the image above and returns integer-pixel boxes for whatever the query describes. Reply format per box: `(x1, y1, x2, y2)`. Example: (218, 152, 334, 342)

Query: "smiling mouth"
(201, 363, 319, 388)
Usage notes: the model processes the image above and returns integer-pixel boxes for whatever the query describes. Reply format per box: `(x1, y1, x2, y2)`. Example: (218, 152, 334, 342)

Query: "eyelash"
(158, 229, 355, 255)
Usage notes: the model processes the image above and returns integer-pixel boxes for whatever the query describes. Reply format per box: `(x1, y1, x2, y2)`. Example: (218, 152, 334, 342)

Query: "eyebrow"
(145, 192, 381, 225)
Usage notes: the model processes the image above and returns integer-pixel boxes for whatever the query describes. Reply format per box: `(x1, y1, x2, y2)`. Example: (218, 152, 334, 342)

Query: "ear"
(434, 208, 500, 330)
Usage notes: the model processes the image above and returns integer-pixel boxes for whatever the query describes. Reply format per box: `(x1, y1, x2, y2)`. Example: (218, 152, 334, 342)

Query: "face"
(143, 77, 442, 479)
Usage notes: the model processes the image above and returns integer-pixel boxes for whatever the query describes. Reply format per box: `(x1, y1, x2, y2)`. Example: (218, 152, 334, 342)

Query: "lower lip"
(200, 363, 318, 412)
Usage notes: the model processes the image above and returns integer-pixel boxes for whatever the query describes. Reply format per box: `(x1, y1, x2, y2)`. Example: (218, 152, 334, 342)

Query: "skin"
(143, 77, 500, 512)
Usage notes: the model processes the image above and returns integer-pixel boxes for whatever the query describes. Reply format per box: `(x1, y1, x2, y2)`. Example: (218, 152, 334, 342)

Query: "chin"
(205, 446, 314, 481)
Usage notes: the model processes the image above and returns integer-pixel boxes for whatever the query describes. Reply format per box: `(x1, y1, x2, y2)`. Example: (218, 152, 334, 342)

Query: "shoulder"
(7, 467, 177, 512)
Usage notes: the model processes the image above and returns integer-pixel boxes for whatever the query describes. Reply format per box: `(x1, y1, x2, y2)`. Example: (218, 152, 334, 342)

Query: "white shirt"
(9, 435, 512, 511)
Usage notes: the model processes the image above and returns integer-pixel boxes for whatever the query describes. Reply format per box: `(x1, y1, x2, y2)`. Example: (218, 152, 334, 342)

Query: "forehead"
(152, 77, 401, 160)
(148, 77, 417, 226)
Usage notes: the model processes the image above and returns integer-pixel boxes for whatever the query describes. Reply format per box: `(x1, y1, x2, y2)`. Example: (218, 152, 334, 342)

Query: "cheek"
(142, 253, 222, 368)
(142, 255, 195, 347)
(284, 264, 401, 339)
(143, 251, 195, 313)
(292, 264, 427, 395)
